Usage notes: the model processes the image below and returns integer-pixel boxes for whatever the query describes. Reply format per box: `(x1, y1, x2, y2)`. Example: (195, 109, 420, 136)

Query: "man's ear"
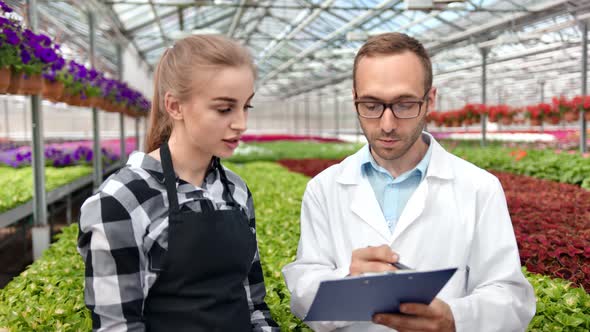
(427, 87, 437, 114)
(164, 92, 183, 120)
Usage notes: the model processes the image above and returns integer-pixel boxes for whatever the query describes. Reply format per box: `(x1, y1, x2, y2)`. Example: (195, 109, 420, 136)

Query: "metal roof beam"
(104, 1, 532, 12)
(126, 7, 178, 34)
(258, 0, 402, 86)
(148, 0, 170, 47)
(227, 0, 247, 37)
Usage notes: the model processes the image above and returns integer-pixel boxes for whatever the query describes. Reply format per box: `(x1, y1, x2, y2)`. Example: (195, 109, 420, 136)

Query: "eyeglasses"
(354, 90, 430, 119)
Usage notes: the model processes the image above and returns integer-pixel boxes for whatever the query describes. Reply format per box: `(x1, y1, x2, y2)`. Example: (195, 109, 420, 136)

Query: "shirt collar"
(127, 151, 219, 185)
(360, 134, 433, 181)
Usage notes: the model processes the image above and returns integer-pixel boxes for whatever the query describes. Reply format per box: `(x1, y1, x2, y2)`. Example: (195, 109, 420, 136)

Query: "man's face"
(353, 51, 435, 164)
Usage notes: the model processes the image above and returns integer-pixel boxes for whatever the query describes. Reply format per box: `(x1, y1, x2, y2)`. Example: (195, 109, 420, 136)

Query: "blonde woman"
(78, 35, 278, 332)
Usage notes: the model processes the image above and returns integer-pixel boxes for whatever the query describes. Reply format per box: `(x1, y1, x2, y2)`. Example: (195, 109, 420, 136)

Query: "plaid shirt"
(78, 151, 279, 332)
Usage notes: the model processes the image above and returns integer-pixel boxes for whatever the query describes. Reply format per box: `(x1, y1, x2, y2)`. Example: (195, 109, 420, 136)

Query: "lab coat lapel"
(350, 176, 392, 243)
(390, 135, 454, 242)
(390, 178, 428, 242)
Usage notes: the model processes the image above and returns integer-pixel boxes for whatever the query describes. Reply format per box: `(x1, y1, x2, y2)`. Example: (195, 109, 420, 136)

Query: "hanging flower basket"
(19, 73, 42, 95)
(500, 117, 513, 126)
(530, 118, 542, 126)
(563, 111, 579, 123)
(42, 78, 64, 101)
(6, 70, 22, 94)
(0, 67, 11, 93)
(544, 116, 560, 125)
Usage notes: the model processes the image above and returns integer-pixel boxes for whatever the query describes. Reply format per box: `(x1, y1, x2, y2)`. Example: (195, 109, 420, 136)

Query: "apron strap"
(160, 142, 180, 214)
(216, 161, 240, 209)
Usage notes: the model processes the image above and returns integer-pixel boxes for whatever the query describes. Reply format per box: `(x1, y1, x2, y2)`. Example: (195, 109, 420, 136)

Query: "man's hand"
(372, 298, 455, 332)
(349, 244, 399, 276)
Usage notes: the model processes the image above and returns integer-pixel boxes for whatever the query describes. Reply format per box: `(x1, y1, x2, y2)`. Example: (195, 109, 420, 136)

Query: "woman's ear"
(164, 91, 183, 120)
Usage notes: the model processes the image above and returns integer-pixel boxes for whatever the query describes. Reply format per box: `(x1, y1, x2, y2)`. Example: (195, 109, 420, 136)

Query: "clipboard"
(304, 268, 457, 321)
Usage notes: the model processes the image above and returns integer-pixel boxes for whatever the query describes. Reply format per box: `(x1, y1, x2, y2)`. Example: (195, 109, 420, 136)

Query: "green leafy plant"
(0, 225, 92, 331)
(226, 141, 363, 163)
(0, 165, 92, 213)
(525, 269, 590, 331)
(448, 146, 590, 190)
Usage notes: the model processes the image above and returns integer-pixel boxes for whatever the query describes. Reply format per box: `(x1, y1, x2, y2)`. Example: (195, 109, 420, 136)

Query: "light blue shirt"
(361, 136, 433, 233)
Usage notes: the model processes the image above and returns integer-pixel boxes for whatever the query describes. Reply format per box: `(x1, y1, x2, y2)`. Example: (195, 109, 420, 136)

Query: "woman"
(78, 35, 279, 332)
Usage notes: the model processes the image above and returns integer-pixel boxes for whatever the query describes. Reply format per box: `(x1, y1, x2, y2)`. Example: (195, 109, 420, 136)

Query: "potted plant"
(525, 104, 544, 126)
(542, 101, 560, 125)
(62, 60, 88, 106)
(552, 96, 578, 123)
(462, 103, 483, 126)
(7, 28, 55, 95)
(0, 16, 19, 93)
(572, 95, 590, 122)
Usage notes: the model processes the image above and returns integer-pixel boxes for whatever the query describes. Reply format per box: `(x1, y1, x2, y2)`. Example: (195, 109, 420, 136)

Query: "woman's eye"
(245, 104, 253, 111)
(217, 108, 232, 113)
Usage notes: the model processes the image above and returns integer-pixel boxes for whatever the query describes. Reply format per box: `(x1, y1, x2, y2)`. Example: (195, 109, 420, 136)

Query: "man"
(282, 32, 535, 332)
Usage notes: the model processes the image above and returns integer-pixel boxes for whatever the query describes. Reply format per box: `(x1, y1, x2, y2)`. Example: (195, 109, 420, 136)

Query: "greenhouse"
(0, 0, 589, 331)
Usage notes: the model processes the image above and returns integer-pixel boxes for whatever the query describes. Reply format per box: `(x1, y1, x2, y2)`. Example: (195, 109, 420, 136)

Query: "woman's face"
(178, 65, 255, 159)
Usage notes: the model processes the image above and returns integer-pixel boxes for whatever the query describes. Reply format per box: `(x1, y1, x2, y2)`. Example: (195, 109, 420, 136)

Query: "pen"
(391, 262, 413, 270)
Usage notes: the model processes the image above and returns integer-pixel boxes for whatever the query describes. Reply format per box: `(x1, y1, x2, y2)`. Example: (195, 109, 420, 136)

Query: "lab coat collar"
(336, 132, 454, 185)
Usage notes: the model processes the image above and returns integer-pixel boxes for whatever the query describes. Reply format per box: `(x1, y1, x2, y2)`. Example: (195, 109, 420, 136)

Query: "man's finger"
(356, 245, 398, 263)
(400, 303, 435, 317)
(362, 261, 397, 273)
(373, 313, 436, 331)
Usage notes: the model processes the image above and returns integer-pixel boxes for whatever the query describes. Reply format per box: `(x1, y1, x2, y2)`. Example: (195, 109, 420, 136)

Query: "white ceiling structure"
(6, 0, 590, 109)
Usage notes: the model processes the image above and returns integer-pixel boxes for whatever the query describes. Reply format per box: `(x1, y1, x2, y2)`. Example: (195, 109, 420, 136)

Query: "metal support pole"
(117, 44, 127, 164)
(66, 194, 72, 225)
(3, 99, 8, 138)
(317, 93, 322, 137)
(23, 100, 27, 139)
(89, 12, 102, 190)
(305, 94, 310, 137)
(294, 100, 298, 134)
(144, 116, 148, 150)
(135, 118, 139, 152)
(28, 0, 49, 260)
(480, 48, 488, 147)
(334, 92, 339, 139)
(581, 21, 588, 153)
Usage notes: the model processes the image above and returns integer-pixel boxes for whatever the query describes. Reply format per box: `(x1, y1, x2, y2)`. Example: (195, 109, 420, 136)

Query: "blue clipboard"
(304, 268, 457, 321)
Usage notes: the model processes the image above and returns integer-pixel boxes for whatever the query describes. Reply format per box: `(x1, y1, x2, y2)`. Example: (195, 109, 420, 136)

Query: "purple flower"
(37, 33, 51, 47)
(0, 1, 13, 13)
(20, 47, 31, 64)
(23, 29, 36, 41)
(3, 28, 20, 45)
(39, 47, 57, 63)
(42, 71, 57, 81)
(51, 57, 65, 71)
(89, 68, 98, 80)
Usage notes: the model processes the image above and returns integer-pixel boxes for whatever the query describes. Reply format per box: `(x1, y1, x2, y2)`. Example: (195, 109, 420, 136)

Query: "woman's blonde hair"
(145, 35, 256, 152)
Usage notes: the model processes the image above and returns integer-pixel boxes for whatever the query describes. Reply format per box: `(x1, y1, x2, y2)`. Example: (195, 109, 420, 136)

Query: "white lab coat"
(282, 134, 536, 332)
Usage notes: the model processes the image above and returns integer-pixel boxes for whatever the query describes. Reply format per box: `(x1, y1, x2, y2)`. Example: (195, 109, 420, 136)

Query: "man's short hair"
(353, 32, 432, 93)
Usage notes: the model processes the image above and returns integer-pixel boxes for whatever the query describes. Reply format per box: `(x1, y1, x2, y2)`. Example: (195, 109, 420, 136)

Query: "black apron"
(144, 142, 256, 332)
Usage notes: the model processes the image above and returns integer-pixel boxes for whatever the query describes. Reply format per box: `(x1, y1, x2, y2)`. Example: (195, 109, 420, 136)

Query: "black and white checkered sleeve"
(78, 189, 146, 332)
(243, 186, 280, 332)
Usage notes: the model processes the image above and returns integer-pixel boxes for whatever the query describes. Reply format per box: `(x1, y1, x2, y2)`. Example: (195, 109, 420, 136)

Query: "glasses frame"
(354, 89, 431, 119)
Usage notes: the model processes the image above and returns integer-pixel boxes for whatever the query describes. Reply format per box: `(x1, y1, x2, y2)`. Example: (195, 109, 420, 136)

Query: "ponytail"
(145, 48, 173, 152)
